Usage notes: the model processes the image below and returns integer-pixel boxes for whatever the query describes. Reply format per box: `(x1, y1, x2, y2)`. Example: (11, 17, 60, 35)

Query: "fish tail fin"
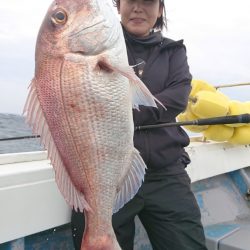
(113, 148, 146, 213)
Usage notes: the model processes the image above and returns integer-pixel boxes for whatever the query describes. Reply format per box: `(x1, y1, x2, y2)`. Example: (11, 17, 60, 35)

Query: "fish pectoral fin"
(103, 61, 166, 110)
(129, 76, 164, 110)
(113, 148, 146, 214)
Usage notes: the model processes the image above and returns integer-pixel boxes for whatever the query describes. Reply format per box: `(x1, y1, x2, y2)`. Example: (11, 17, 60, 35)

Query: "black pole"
(1, 114, 250, 140)
(135, 114, 250, 131)
(0, 135, 40, 142)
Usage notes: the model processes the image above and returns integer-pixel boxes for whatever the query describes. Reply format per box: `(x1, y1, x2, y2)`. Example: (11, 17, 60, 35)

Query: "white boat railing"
(0, 140, 250, 244)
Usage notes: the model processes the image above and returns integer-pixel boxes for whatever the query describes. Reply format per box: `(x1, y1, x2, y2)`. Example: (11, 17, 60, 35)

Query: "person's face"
(118, 0, 163, 37)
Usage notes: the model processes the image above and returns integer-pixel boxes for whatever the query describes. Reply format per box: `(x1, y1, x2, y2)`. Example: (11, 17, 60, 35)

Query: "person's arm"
(133, 46, 192, 126)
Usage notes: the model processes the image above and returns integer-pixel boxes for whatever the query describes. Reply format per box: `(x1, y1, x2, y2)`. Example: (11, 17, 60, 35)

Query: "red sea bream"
(23, 0, 160, 249)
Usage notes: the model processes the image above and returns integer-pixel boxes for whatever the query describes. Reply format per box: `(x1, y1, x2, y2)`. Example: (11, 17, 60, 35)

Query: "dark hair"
(112, 0, 167, 31)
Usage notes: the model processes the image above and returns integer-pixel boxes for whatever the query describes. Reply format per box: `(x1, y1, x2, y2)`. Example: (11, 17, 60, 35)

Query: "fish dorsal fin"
(23, 79, 91, 212)
(97, 59, 166, 110)
(113, 148, 146, 213)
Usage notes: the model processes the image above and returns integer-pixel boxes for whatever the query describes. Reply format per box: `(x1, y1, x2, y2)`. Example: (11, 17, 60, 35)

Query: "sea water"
(0, 113, 43, 154)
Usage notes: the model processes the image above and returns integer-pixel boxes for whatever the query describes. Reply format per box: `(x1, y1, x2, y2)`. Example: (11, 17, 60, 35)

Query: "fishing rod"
(215, 82, 250, 89)
(0, 135, 40, 142)
(135, 114, 250, 131)
(1, 114, 249, 140)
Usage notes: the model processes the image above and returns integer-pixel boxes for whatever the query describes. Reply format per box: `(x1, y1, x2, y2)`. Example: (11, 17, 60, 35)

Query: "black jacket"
(124, 30, 192, 174)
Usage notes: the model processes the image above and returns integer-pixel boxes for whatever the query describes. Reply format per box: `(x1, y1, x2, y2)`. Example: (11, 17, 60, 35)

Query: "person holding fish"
(71, 0, 207, 249)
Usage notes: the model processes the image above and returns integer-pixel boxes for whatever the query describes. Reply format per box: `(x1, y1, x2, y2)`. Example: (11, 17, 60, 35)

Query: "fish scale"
(23, 0, 160, 249)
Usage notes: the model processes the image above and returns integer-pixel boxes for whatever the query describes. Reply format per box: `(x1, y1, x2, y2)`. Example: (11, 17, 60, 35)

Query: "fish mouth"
(68, 19, 105, 38)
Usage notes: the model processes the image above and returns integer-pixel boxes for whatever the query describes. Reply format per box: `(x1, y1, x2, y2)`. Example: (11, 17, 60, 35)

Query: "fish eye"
(51, 9, 68, 25)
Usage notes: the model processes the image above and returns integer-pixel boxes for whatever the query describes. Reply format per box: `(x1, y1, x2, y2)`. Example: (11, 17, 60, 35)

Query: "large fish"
(24, 0, 160, 249)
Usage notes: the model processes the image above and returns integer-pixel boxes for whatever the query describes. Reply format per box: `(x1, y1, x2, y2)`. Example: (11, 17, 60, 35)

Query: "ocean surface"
(0, 113, 44, 154)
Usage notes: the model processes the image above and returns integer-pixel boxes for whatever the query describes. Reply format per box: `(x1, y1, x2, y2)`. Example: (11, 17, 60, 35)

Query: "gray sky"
(0, 0, 250, 114)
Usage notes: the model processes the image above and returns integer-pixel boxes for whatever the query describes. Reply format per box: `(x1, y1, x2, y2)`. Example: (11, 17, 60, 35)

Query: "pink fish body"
(24, 0, 159, 249)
